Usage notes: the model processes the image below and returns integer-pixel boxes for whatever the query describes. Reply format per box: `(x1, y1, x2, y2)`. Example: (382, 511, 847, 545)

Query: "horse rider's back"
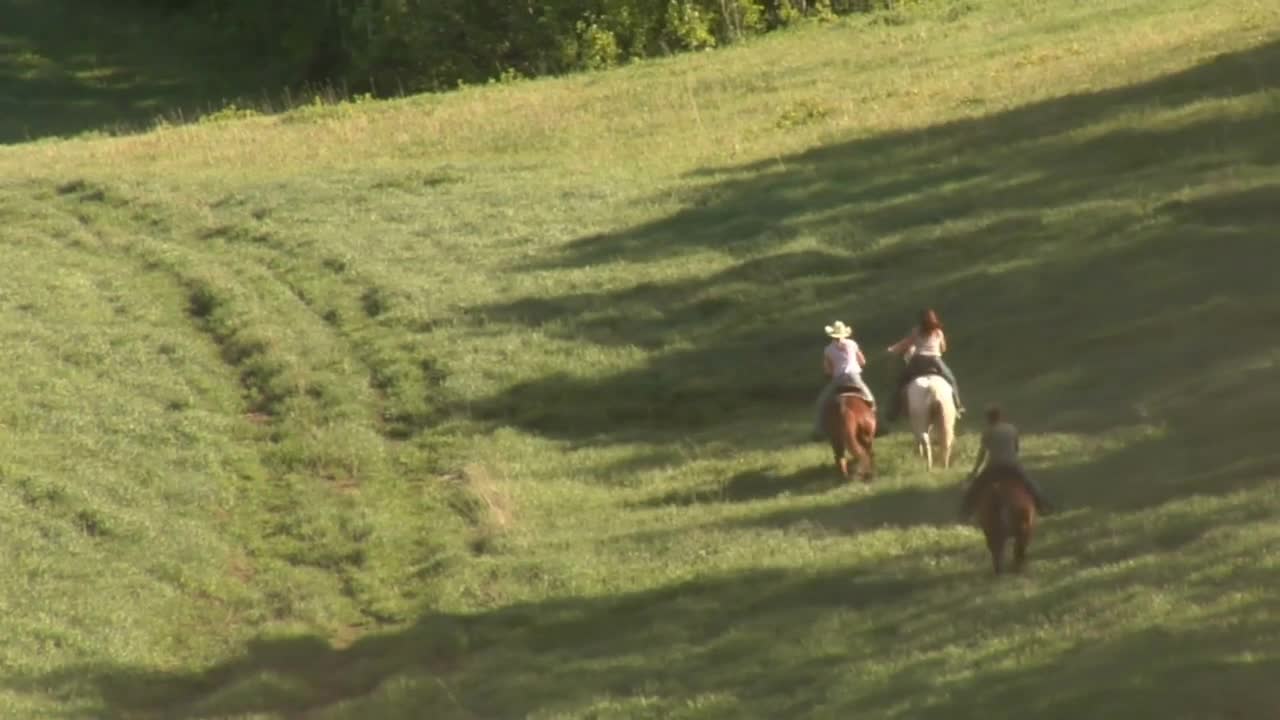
(982, 421, 1020, 467)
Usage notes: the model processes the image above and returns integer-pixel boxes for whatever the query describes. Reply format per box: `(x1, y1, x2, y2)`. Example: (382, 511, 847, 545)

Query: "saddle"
(978, 468, 1033, 508)
(834, 385, 874, 404)
(963, 466, 1026, 518)
(905, 355, 946, 381)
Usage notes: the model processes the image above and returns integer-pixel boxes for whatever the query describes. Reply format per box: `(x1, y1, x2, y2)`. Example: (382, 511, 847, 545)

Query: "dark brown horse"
(972, 466, 1038, 575)
(823, 390, 876, 482)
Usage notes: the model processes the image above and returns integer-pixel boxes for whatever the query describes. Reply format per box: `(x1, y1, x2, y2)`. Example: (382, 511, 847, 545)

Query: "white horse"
(906, 374, 956, 470)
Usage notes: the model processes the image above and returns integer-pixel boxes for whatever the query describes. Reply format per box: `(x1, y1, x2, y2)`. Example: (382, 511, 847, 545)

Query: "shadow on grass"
(727, 354, 1280, 545)
(1033, 354, 1280, 515)
(12, 540, 1280, 719)
(471, 37, 1280, 450)
(633, 464, 847, 507)
(541, 38, 1280, 267)
(0, 559, 984, 719)
(725, 480, 966, 537)
(862, 621, 1280, 720)
(0, 0, 286, 144)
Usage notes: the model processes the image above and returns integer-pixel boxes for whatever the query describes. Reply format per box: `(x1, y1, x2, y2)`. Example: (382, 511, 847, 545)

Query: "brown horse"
(972, 466, 1038, 575)
(823, 390, 876, 482)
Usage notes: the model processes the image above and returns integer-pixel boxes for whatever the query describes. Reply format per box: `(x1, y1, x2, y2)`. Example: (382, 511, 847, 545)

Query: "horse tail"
(855, 416, 874, 463)
(842, 399, 863, 455)
(930, 378, 956, 455)
(938, 394, 955, 451)
(855, 416, 874, 447)
(1009, 480, 1037, 570)
(1010, 476, 1038, 521)
(848, 397, 876, 479)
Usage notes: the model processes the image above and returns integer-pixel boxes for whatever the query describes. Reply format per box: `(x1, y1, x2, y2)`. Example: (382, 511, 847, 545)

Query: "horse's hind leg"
(984, 526, 1005, 575)
(1013, 516, 1034, 573)
(847, 424, 871, 483)
(859, 432, 875, 482)
(851, 440, 871, 483)
(832, 446, 850, 481)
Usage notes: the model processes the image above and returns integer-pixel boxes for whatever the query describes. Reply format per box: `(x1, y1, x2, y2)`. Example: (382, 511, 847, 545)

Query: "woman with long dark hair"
(885, 308, 965, 421)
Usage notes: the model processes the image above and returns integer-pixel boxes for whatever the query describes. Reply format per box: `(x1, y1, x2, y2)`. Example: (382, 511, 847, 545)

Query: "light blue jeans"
(813, 372, 875, 437)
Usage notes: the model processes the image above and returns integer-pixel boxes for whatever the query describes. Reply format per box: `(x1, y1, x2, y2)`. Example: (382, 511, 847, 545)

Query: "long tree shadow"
(0, 560, 979, 719)
(537, 37, 1279, 267)
(723, 480, 965, 537)
(10, 535, 1279, 719)
(860, 616, 1280, 720)
(0, 0, 285, 144)
(470, 39, 1280, 476)
(1029, 351, 1280, 513)
(727, 352, 1280, 558)
(634, 464, 847, 508)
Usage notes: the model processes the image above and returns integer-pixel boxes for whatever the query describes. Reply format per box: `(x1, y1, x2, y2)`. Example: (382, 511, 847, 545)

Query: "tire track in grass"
(197, 193, 456, 447)
(45, 178, 473, 631)
(191, 200, 511, 565)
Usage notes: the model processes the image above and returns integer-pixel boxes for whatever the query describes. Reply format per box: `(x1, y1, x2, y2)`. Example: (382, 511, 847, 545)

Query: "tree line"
(134, 0, 905, 94)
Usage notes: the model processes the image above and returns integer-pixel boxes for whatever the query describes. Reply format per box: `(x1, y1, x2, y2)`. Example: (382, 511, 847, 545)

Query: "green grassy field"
(1, 0, 1279, 717)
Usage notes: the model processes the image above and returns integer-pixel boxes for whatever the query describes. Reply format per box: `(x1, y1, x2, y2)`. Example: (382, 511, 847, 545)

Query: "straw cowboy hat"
(824, 321, 853, 339)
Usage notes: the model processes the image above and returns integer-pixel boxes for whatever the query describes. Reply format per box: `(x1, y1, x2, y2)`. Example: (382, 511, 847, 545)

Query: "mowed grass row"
(0, 0, 1278, 716)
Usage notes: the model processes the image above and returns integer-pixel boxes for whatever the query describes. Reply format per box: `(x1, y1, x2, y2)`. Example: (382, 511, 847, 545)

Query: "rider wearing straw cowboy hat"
(811, 320, 876, 440)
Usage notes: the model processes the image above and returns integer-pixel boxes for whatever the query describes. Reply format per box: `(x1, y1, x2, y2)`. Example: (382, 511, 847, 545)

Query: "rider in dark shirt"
(960, 405, 1055, 519)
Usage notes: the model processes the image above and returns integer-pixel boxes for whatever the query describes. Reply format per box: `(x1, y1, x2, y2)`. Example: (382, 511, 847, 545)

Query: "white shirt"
(825, 339, 862, 378)
(913, 329, 944, 357)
